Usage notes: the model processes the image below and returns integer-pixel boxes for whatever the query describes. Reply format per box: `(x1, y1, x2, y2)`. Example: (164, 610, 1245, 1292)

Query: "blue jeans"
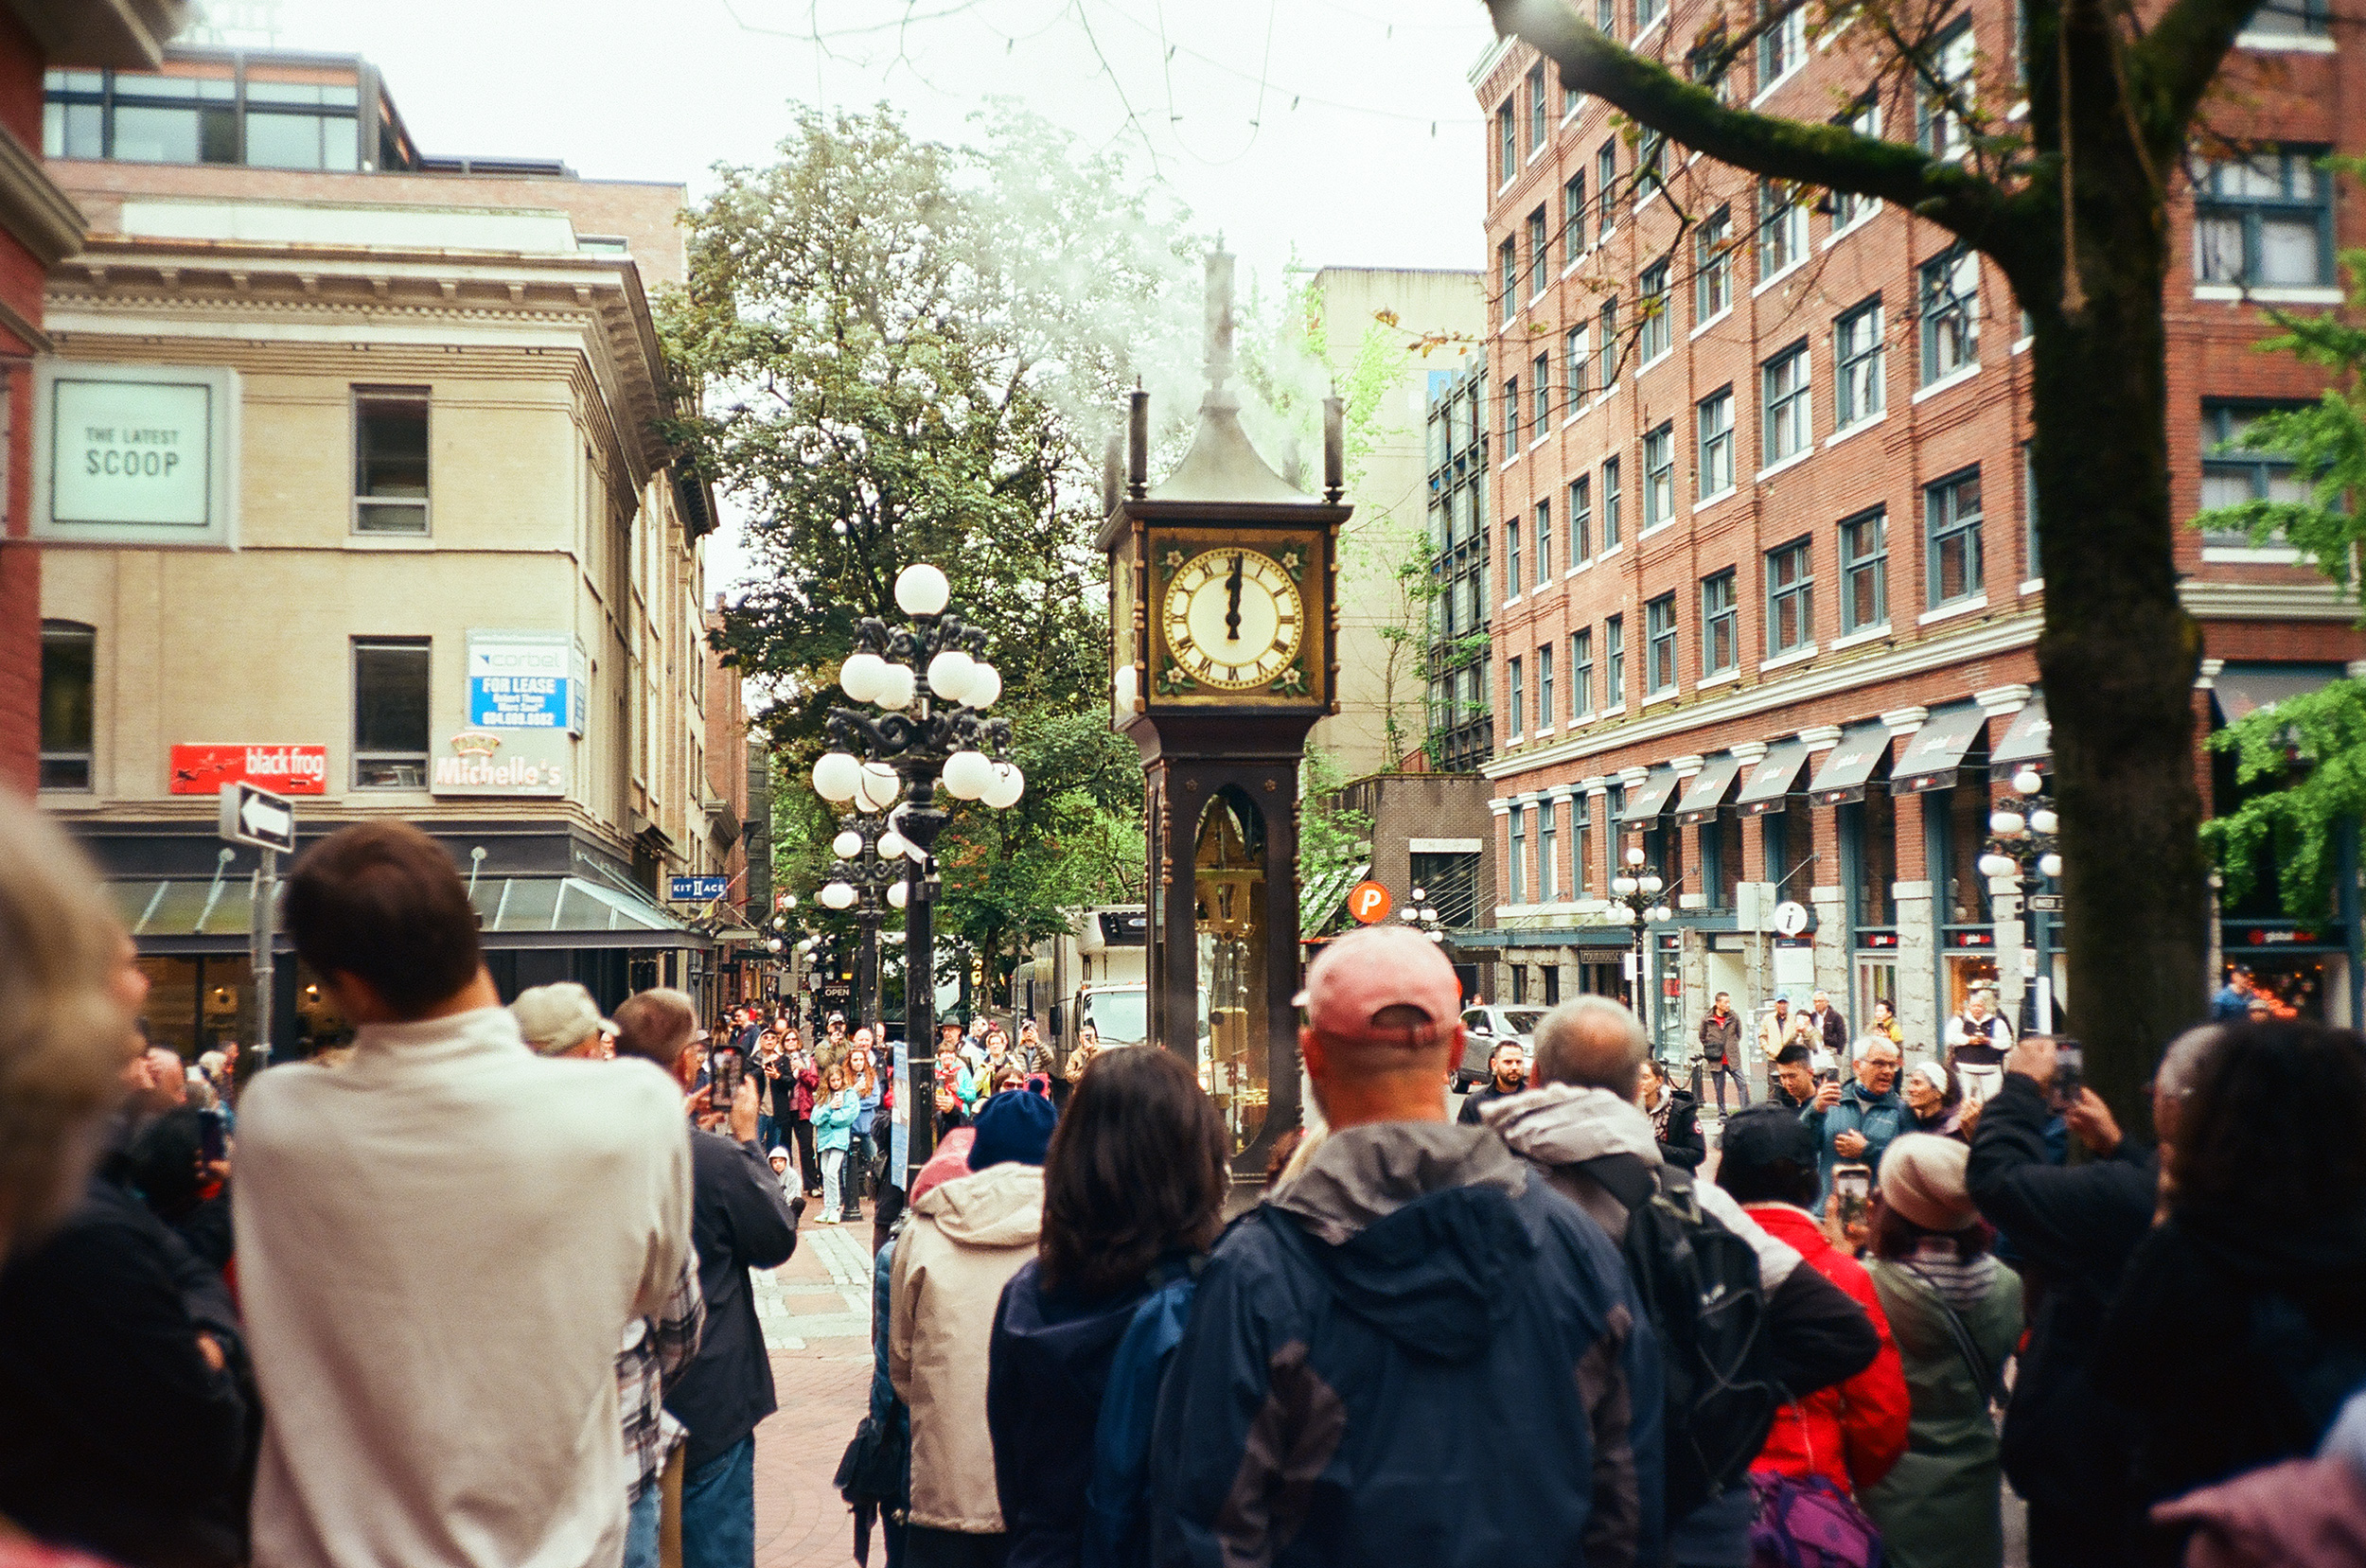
(623, 1480, 662, 1568)
(680, 1436, 755, 1568)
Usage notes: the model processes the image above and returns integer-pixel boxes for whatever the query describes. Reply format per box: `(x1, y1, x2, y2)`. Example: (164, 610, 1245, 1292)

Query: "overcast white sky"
(229, 0, 1495, 590)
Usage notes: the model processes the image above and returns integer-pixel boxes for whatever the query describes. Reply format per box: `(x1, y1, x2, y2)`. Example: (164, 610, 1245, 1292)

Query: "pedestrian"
(786, 1031, 821, 1195)
(1767, 1041, 1818, 1112)
(1483, 996, 1878, 1566)
(1454, 1036, 1527, 1124)
(847, 1037, 883, 1222)
(612, 987, 799, 1568)
(1698, 991, 1749, 1113)
(820, 1012, 851, 1080)
(892, 1091, 1056, 1568)
(1636, 1055, 1704, 1170)
(1872, 998, 1905, 1047)
(1716, 1106, 1911, 1501)
(1943, 989, 2015, 1104)
(753, 1031, 782, 1154)
(1758, 994, 1799, 1096)
(1807, 990, 1850, 1063)
(987, 1048, 1228, 1568)
(818, 1064, 858, 1224)
(1014, 1019, 1051, 1077)
(1901, 1059, 1969, 1140)
(2095, 1019, 2366, 1541)
(1804, 1035, 1909, 1203)
(1152, 926, 1666, 1567)
(230, 821, 696, 1568)
(1857, 1135, 2023, 1568)
(1965, 1031, 2194, 1568)
(2209, 967, 2253, 1023)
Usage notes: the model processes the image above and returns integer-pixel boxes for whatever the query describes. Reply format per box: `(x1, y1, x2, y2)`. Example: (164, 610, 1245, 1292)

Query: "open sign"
(1348, 880, 1393, 924)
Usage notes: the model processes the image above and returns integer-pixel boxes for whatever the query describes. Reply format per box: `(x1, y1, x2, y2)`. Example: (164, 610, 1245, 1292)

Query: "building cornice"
(2180, 578, 2360, 623)
(0, 121, 88, 275)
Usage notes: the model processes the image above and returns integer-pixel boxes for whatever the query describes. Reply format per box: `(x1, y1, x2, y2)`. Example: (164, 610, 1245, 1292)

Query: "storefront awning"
(1737, 738, 1812, 816)
(1892, 702, 1990, 795)
(1808, 721, 1893, 806)
(1990, 694, 2051, 770)
(1675, 753, 1745, 826)
(1616, 766, 1683, 825)
(2212, 663, 2344, 725)
(113, 874, 705, 954)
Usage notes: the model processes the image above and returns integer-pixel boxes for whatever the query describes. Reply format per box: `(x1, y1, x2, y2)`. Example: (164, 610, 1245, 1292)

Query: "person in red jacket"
(1715, 1104, 1911, 1495)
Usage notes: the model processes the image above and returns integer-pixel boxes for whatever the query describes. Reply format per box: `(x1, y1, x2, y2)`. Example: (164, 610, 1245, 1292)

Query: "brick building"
(1471, 9, 2366, 1055)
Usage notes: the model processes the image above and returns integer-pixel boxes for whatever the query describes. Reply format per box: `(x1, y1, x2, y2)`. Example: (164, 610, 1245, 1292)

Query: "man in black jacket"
(1455, 1038, 1527, 1124)
(1966, 1029, 2217, 1568)
(615, 989, 800, 1568)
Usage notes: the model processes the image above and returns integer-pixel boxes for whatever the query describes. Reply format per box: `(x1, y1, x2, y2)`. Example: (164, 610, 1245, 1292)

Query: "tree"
(1298, 747, 1376, 937)
(1487, 0, 2269, 1116)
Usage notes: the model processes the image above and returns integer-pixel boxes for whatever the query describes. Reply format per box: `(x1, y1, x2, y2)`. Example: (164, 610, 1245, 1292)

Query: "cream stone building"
(32, 47, 738, 1054)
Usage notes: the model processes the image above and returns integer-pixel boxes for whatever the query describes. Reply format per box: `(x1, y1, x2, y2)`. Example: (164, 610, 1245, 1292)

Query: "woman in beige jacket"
(889, 1090, 1055, 1568)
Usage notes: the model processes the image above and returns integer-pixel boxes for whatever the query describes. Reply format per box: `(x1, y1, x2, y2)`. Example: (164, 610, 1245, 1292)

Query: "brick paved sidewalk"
(752, 1219, 881, 1568)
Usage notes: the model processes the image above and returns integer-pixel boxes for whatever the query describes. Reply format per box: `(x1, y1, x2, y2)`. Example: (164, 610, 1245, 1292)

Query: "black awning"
(1675, 753, 1745, 825)
(1990, 694, 2051, 769)
(1617, 766, 1682, 824)
(2213, 663, 2343, 725)
(1892, 702, 1990, 794)
(1808, 722, 1893, 806)
(1736, 738, 1812, 816)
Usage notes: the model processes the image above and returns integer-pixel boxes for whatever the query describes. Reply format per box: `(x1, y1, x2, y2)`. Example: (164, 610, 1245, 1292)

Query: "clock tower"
(1099, 250, 1349, 1182)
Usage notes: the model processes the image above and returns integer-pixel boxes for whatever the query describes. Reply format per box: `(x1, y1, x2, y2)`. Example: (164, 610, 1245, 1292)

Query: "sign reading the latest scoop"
(468, 630, 577, 731)
(31, 361, 240, 549)
(170, 744, 328, 796)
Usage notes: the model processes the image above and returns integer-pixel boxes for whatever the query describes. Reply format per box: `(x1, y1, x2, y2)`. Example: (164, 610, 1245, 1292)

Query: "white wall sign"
(431, 728, 571, 799)
(30, 360, 239, 548)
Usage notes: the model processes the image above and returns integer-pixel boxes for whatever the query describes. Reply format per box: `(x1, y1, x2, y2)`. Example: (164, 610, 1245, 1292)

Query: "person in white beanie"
(1900, 1059, 1969, 1142)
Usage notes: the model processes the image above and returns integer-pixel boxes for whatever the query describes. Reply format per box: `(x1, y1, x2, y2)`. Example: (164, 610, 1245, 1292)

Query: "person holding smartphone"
(1803, 1036, 1908, 1206)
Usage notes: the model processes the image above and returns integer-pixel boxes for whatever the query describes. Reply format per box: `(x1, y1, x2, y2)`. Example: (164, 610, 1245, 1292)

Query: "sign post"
(220, 783, 296, 1067)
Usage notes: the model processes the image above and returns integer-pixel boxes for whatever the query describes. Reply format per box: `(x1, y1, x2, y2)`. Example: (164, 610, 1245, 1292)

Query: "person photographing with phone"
(1802, 1036, 1908, 1207)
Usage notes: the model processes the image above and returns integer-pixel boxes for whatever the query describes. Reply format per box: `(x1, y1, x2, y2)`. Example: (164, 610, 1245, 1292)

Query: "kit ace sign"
(467, 630, 583, 734)
(31, 361, 240, 549)
(170, 744, 328, 796)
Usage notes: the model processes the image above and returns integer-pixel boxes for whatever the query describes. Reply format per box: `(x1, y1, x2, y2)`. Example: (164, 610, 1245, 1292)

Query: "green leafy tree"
(1298, 747, 1376, 937)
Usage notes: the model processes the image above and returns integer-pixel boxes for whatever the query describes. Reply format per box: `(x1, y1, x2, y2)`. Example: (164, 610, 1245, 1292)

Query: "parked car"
(1454, 1005, 1544, 1092)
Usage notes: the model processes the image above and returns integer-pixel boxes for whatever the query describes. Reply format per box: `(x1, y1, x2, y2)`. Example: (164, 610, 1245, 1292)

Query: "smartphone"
(199, 1108, 227, 1165)
(1815, 1066, 1841, 1086)
(707, 1046, 745, 1109)
(1833, 1162, 1874, 1231)
(2050, 1038, 2084, 1111)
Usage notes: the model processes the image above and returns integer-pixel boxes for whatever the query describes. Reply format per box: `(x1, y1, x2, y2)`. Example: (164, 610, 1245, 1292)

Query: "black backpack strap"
(1572, 1152, 1659, 1216)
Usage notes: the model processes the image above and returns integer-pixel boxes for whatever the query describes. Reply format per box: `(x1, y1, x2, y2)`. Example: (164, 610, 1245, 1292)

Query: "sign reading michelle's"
(30, 360, 240, 549)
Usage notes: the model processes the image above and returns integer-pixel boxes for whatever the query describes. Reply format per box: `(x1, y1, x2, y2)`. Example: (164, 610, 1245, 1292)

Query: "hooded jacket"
(892, 1161, 1047, 1533)
(1149, 1121, 1664, 1568)
(1801, 1081, 1909, 1200)
(1742, 1203, 1911, 1496)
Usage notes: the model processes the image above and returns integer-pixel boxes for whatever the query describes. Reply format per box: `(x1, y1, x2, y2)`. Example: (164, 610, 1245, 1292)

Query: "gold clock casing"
(1142, 524, 1329, 708)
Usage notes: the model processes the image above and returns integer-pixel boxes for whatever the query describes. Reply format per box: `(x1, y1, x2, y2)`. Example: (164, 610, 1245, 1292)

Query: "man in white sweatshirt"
(235, 822, 693, 1568)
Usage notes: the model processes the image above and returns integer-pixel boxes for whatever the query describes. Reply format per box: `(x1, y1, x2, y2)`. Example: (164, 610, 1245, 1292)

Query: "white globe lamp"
(839, 651, 891, 703)
(832, 830, 864, 860)
(873, 662, 917, 711)
(894, 562, 951, 616)
(813, 751, 861, 802)
(855, 761, 901, 813)
(877, 830, 909, 859)
(981, 761, 1025, 809)
(927, 649, 978, 704)
(820, 882, 856, 910)
(942, 749, 994, 801)
(887, 882, 909, 909)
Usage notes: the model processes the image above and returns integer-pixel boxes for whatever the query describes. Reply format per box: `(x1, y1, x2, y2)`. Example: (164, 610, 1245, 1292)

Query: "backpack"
(1581, 1154, 1784, 1521)
(1082, 1264, 1199, 1568)
(1748, 1471, 1884, 1568)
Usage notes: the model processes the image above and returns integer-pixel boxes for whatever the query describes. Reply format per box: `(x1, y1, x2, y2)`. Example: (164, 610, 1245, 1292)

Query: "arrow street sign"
(219, 781, 296, 854)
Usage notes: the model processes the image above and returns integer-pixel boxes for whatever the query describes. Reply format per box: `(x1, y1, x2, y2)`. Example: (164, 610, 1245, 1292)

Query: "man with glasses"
(1802, 1036, 1907, 1205)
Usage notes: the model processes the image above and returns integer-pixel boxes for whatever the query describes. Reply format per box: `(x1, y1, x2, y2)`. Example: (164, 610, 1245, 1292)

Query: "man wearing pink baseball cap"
(1150, 925, 1665, 1567)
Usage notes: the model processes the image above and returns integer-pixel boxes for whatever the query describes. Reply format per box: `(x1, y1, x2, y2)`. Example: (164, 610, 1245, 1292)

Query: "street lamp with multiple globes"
(1978, 765, 2063, 1031)
(1610, 845, 1674, 1035)
(809, 562, 1024, 1188)
(1398, 887, 1449, 943)
(816, 811, 907, 1034)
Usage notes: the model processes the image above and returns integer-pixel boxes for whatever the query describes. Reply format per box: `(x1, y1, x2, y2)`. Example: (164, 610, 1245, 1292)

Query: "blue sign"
(468, 630, 573, 731)
(670, 875, 731, 903)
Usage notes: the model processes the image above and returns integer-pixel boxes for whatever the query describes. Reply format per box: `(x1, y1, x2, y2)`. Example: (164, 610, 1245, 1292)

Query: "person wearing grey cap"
(511, 981, 617, 1059)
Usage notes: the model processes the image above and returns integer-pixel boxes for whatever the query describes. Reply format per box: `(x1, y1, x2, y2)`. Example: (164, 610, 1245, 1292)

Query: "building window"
(1686, 33, 1733, 102)
(1597, 0, 1618, 38)
(1606, 613, 1626, 706)
(1527, 62, 1549, 152)
(1602, 455, 1623, 547)
(1695, 207, 1732, 324)
(1697, 387, 1735, 500)
(1506, 516, 1523, 598)
(1535, 499, 1554, 583)
(2023, 441, 2041, 575)
(1527, 206, 1549, 298)
(1509, 805, 1527, 903)
(1926, 467, 1985, 607)
(1841, 507, 1888, 631)
(1638, 131, 1668, 195)
(1916, 20, 1978, 160)
(354, 386, 431, 535)
(1565, 325, 1590, 405)
(1639, 263, 1672, 361)
(1497, 98, 1516, 185)
(354, 638, 432, 789)
(1918, 249, 1980, 385)
(1564, 172, 1588, 259)
(2242, 0, 2327, 37)
(2201, 400, 2314, 540)
(1499, 237, 1518, 325)
(1758, 0, 1805, 86)
(1539, 643, 1555, 723)
(38, 622, 94, 791)
(1597, 142, 1618, 238)
(1571, 475, 1593, 560)
(1646, 592, 1678, 694)
(1762, 343, 1810, 465)
(1504, 375, 1521, 449)
(1831, 98, 1881, 229)
(1533, 352, 1552, 431)
(2194, 148, 2335, 288)
(1758, 178, 1805, 277)
(43, 65, 361, 170)
(244, 77, 362, 170)
(1539, 795, 1560, 899)
(1643, 421, 1676, 527)
(1509, 657, 1525, 737)
(1636, 0, 1664, 30)
(1767, 537, 1813, 654)
(1834, 297, 1885, 428)
(1702, 570, 1739, 677)
(1598, 298, 1620, 387)
(1572, 794, 1594, 896)
(41, 71, 103, 158)
(1572, 626, 1595, 716)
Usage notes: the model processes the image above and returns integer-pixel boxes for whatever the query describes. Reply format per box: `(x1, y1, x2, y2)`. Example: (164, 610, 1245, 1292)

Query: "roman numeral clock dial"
(1162, 548, 1304, 692)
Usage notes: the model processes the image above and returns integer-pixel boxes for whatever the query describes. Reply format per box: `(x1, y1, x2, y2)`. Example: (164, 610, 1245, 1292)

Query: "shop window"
(1844, 789, 1897, 928)
(39, 621, 94, 792)
(1542, 965, 1562, 1004)
(1763, 809, 1792, 887)
(353, 637, 431, 788)
(1510, 963, 1530, 1004)
(354, 387, 431, 535)
(1933, 781, 1995, 925)
(1706, 810, 1744, 909)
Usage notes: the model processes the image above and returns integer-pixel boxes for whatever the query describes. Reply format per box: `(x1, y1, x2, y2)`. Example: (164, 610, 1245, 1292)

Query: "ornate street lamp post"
(1398, 886, 1451, 944)
(810, 562, 1024, 1189)
(816, 811, 906, 1034)
(1979, 765, 2063, 1031)
(1611, 844, 1674, 1046)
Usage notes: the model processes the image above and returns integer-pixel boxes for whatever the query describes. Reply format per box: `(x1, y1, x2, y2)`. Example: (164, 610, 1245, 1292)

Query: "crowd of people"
(2, 787, 2364, 1568)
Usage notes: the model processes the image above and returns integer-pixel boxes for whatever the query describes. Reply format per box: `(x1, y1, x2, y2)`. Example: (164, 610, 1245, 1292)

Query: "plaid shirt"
(618, 1251, 705, 1501)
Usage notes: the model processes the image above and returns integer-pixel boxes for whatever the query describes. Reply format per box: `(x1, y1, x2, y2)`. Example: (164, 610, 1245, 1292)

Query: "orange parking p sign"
(1348, 880, 1393, 924)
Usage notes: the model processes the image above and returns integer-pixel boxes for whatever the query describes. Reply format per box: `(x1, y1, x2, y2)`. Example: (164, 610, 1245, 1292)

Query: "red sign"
(169, 744, 328, 796)
(1347, 880, 1393, 924)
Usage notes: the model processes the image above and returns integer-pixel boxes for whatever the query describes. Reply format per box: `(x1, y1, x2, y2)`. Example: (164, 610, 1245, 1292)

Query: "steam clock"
(1099, 251, 1349, 1181)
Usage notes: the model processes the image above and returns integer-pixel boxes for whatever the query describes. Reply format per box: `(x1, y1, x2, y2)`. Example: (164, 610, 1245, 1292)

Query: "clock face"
(1162, 547, 1304, 691)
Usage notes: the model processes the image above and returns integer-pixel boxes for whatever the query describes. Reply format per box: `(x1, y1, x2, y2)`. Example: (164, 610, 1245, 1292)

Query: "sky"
(218, 0, 1499, 592)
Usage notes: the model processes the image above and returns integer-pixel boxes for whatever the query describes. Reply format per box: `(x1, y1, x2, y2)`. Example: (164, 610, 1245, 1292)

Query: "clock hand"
(1226, 554, 1244, 641)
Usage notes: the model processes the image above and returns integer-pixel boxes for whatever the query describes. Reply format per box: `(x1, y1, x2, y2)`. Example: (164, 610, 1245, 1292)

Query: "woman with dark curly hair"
(2096, 1019, 2366, 1537)
(984, 1046, 1228, 1568)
